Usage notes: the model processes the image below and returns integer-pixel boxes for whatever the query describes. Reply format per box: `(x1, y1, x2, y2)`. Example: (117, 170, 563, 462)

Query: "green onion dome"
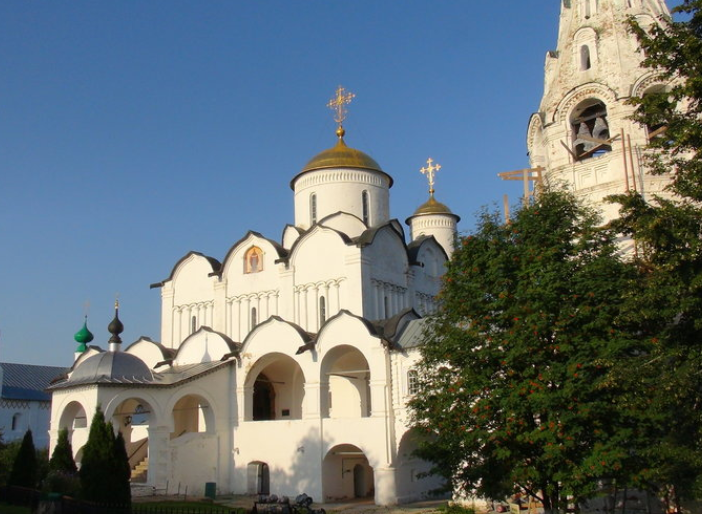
(74, 317, 94, 353)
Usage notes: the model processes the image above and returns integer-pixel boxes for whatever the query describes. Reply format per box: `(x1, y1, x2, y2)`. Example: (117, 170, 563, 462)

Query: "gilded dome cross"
(327, 86, 355, 127)
(420, 158, 441, 195)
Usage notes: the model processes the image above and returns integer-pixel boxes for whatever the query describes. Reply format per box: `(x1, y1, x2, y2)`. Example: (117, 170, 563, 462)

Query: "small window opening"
(384, 296, 390, 318)
(362, 191, 369, 225)
(580, 45, 591, 70)
(310, 193, 317, 225)
(319, 296, 326, 325)
(191, 316, 197, 334)
(251, 307, 258, 329)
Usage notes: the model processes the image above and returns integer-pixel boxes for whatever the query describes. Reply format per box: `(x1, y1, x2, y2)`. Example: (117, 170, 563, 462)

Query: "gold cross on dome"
(327, 85, 355, 126)
(420, 158, 441, 194)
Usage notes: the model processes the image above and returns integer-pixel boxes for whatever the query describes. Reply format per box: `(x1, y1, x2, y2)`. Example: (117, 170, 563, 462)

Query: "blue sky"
(0, 1, 683, 366)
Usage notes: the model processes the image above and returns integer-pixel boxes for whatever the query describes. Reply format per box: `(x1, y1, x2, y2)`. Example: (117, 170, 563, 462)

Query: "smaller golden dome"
(413, 194, 454, 216)
(301, 136, 383, 174)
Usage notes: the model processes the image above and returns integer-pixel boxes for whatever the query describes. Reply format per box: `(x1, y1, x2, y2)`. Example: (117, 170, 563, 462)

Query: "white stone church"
(48, 0, 674, 505)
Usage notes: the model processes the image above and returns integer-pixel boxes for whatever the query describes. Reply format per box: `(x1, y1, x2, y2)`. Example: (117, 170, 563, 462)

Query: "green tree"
(607, 2, 702, 509)
(0, 431, 21, 487)
(8, 429, 38, 488)
(410, 191, 643, 514)
(48, 427, 77, 474)
(111, 431, 132, 505)
(79, 406, 130, 504)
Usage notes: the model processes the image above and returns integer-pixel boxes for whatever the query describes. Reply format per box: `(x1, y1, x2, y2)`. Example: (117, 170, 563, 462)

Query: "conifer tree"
(79, 406, 126, 503)
(410, 191, 643, 514)
(111, 431, 132, 504)
(49, 427, 77, 474)
(8, 429, 38, 488)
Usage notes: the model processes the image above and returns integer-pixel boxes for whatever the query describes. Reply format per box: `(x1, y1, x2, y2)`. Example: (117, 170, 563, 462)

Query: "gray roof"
(1, 363, 67, 402)
(394, 318, 430, 350)
(68, 351, 155, 385)
(49, 357, 234, 390)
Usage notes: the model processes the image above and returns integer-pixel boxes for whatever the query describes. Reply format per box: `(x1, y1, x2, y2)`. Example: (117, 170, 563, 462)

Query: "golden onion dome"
(413, 195, 454, 216)
(291, 128, 392, 189)
(302, 137, 382, 173)
(406, 194, 461, 225)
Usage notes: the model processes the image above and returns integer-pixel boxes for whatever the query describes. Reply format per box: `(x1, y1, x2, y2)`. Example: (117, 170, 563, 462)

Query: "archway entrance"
(353, 465, 365, 498)
(247, 461, 270, 494)
(253, 374, 275, 421)
(110, 398, 156, 483)
(323, 444, 373, 501)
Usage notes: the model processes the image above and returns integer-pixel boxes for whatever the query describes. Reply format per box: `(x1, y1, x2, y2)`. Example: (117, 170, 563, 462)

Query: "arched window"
(191, 316, 197, 334)
(580, 45, 591, 70)
(245, 246, 263, 274)
(571, 99, 611, 160)
(407, 369, 419, 395)
(319, 296, 326, 325)
(11, 413, 21, 431)
(251, 307, 258, 329)
(310, 193, 317, 225)
(362, 191, 370, 225)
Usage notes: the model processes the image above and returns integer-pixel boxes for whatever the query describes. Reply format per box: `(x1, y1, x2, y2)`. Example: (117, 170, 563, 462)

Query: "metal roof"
(394, 318, 430, 350)
(49, 358, 234, 390)
(1, 362, 67, 402)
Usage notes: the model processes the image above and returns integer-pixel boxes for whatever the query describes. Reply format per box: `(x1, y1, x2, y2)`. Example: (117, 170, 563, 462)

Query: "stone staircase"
(131, 457, 148, 483)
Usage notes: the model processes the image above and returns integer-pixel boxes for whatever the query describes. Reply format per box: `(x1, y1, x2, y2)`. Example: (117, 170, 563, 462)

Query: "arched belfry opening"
(571, 99, 612, 159)
(245, 353, 305, 421)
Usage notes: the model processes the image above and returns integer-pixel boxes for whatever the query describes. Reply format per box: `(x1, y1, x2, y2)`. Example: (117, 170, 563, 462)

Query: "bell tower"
(527, 0, 672, 224)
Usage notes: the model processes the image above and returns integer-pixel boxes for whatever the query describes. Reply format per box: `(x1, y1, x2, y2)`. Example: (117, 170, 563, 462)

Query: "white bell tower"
(527, 0, 673, 224)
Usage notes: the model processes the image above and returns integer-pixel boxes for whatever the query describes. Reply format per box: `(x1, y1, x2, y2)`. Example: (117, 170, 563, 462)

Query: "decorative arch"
(526, 112, 545, 160)
(553, 83, 617, 125)
(573, 27, 598, 71)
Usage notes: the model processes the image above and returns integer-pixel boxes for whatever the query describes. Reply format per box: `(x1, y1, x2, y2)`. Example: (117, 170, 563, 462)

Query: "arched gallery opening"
(246, 353, 305, 421)
(321, 345, 371, 418)
(58, 401, 89, 464)
(323, 444, 374, 501)
(171, 394, 214, 437)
